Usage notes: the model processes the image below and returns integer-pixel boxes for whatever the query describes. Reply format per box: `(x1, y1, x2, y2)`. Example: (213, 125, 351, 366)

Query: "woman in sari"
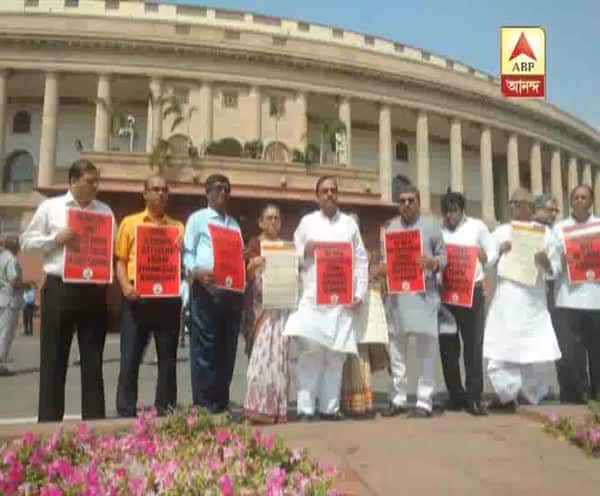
(242, 204, 291, 424)
(340, 215, 389, 418)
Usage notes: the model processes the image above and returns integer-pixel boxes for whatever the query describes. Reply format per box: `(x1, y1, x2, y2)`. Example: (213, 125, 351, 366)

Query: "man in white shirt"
(439, 191, 497, 416)
(553, 184, 600, 402)
(0, 236, 28, 375)
(284, 176, 368, 421)
(484, 188, 561, 412)
(20, 159, 115, 422)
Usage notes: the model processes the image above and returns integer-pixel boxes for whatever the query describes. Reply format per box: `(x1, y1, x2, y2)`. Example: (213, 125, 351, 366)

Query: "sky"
(165, 0, 600, 130)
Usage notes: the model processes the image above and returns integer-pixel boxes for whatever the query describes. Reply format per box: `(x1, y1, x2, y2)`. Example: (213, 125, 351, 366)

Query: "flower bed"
(544, 401, 600, 456)
(0, 407, 341, 495)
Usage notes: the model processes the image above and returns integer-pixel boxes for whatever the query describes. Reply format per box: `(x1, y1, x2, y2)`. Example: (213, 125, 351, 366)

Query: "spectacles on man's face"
(209, 183, 231, 194)
(147, 186, 169, 194)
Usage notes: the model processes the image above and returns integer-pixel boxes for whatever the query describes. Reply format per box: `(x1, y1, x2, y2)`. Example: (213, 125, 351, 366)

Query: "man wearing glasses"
(553, 184, 600, 403)
(184, 174, 243, 415)
(484, 188, 561, 412)
(115, 174, 184, 417)
(379, 182, 447, 418)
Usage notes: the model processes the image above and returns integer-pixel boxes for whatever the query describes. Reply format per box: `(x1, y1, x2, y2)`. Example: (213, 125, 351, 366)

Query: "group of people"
(3, 156, 598, 424)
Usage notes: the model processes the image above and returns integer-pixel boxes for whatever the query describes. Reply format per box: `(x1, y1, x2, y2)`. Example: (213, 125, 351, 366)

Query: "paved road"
(0, 329, 559, 421)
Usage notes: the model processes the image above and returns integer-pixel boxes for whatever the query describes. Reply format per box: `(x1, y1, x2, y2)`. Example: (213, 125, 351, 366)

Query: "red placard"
(63, 208, 114, 284)
(563, 222, 600, 284)
(315, 241, 353, 306)
(134, 224, 181, 298)
(441, 244, 479, 307)
(385, 229, 425, 294)
(208, 224, 245, 292)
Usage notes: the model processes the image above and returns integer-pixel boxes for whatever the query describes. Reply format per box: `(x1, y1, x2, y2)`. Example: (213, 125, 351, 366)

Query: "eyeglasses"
(147, 186, 169, 194)
(209, 183, 231, 194)
(319, 187, 338, 195)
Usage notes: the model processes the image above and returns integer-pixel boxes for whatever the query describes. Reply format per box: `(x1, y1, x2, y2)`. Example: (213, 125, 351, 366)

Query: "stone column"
(449, 117, 463, 192)
(379, 103, 392, 202)
(480, 125, 495, 225)
(149, 77, 163, 147)
(507, 133, 519, 195)
(296, 91, 307, 151)
(248, 85, 262, 142)
(338, 97, 351, 166)
(567, 156, 578, 195)
(199, 80, 213, 146)
(0, 70, 8, 183)
(93, 73, 111, 152)
(582, 162, 592, 187)
(594, 168, 600, 215)
(38, 71, 59, 188)
(530, 140, 543, 194)
(416, 110, 431, 213)
(550, 148, 564, 216)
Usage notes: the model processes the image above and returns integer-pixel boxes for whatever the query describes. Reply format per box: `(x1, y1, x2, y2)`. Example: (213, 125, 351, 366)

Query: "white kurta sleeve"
(544, 228, 562, 279)
(353, 226, 369, 301)
(20, 201, 58, 253)
(479, 222, 498, 269)
(293, 216, 309, 267)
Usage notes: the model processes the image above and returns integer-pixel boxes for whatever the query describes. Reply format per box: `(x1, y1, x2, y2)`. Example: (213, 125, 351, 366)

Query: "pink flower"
(216, 429, 230, 445)
(576, 428, 587, 441)
(548, 414, 559, 424)
(40, 485, 63, 496)
(323, 464, 338, 477)
(219, 474, 233, 496)
(589, 428, 600, 445)
(262, 434, 276, 452)
(22, 431, 36, 446)
(266, 467, 286, 495)
(8, 462, 24, 485)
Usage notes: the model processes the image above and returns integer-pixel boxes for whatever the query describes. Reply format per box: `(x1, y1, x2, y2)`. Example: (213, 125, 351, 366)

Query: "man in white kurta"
(484, 189, 561, 411)
(284, 176, 368, 420)
(553, 184, 600, 401)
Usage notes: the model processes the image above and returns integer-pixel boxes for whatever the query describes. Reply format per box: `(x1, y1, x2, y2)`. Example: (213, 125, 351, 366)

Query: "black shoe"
(445, 397, 467, 411)
(319, 412, 346, 421)
(486, 399, 517, 413)
(465, 400, 488, 416)
(408, 406, 432, 418)
(381, 403, 408, 417)
(296, 413, 315, 423)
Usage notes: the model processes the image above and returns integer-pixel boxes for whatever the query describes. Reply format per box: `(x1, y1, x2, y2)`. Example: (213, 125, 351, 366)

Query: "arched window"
(12, 111, 31, 134)
(205, 138, 243, 157)
(264, 141, 290, 162)
(3, 151, 35, 193)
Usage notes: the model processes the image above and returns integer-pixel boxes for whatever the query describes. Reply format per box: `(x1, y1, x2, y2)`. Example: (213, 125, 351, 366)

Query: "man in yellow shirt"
(115, 174, 184, 417)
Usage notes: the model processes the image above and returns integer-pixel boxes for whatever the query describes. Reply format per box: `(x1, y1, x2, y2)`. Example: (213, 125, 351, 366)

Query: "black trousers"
(189, 283, 241, 413)
(560, 308, 600, 401)
(116, 297, 181, 416)
(23, 303, 34, 335)
(439, 285, 485, 402)
(38, 275, 108, 422)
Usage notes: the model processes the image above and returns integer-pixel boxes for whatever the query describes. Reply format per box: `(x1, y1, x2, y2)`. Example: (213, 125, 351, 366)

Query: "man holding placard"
(284, 176, 368, 421)
(21, 160, 115, 422)
(439, 191, 497, 416)
(184, 174, 245, 415)
(484, 188, 561, 412)
(380, 182, 446, 418)
(115, 175, 184, 417)
(553, 184, 600, 402)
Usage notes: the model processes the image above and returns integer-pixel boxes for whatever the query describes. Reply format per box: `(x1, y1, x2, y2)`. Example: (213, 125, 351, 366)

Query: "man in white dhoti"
(284, 176, 368, 421)
(484, 188, 561, 412)
(380, 183, 447, 418)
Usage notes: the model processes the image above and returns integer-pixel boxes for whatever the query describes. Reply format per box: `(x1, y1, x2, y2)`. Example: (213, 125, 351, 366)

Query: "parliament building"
(1, 0, 599, 253)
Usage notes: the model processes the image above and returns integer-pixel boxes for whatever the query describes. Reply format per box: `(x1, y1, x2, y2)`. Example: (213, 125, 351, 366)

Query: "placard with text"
(63, 208, 114, 284)
(385, 229, 425, 294)
(442, 244, 479, 307)
(563, 221, 600, 284)
(208, 224, 246, 292)
(134, 224, 181, 297)
(315, 241, 353, 306)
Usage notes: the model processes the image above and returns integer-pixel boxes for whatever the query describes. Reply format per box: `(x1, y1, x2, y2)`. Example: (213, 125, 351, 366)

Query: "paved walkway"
(0, 405, 597, 495)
